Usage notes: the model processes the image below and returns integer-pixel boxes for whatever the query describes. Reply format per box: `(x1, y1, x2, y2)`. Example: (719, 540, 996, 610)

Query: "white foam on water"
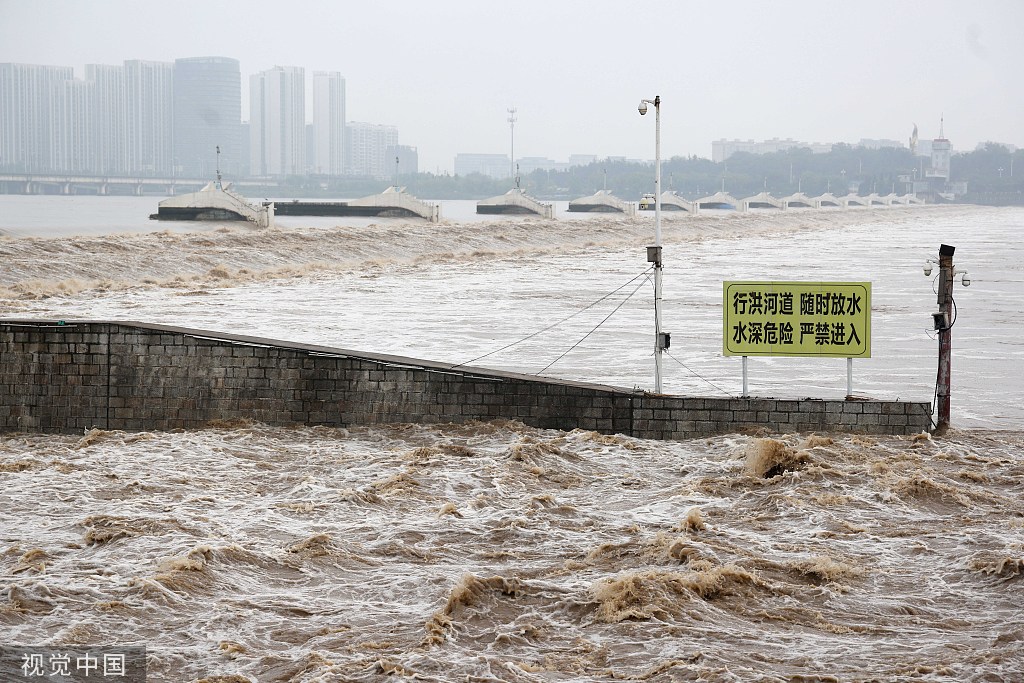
(2, 202, 1024, 681)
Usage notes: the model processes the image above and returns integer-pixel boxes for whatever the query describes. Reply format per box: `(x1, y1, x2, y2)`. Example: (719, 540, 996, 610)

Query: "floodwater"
(1, 198, 1023, 681)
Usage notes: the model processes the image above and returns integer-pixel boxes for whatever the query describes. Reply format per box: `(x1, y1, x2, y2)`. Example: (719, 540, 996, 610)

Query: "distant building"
(86, 64, 126, 174)
(568, 154, 598, 167)
(346, 121, 398, 178)
(910, 119, 959, 199)
(53, 77, 93, 173)
(124, 60, 174, 175)
(0, 58, 413, 181)
(311, 71, 346, 176)
(928, 129, 951, 180)
(2, 60, 183, 176)
(517, 156, 569, 174)
(173, 57, 243, 179)
(712, 138, 832, 162)
(976, 141, 1018, 153)
(454, 153, 510, 179)
(0, 63, 74, 172)
(250, 66, 305, 176)
(386, 144, 418, 182)
(856, 138, 905, 150)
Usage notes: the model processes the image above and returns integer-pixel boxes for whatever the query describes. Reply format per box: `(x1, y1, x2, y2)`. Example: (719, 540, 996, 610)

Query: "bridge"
(477, 189, 555, 218)
(678, 190, 927, 212)
(340, 187, 441, 222)
(742, 191, 785, 211)
(0, 173, 278, 196)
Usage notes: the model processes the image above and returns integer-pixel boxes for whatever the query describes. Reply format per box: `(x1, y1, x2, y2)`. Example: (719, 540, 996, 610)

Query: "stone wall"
(0, 321, 933, 437)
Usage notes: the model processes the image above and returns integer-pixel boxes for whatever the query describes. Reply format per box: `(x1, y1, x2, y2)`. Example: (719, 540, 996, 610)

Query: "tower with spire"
(928, 116, 951, 181)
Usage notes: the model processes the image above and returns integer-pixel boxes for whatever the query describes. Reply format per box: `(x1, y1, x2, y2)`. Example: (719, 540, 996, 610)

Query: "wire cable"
(663, 349, 737, 397)
(449, 267, 654, 369)
(535, 273, 651, 376)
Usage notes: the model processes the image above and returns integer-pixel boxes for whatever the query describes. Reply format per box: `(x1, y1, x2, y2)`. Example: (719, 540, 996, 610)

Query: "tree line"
(271, 143, 1023, 203)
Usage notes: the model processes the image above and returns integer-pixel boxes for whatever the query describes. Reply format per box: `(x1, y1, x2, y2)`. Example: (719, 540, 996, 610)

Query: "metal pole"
(742, 356, 748, 397)
(653, 95, 663, 394)
(847, 357, 853, 398)
(507, 108, 517, 182)
(936, 244, 955, 433)
(639, 95, 664, 394)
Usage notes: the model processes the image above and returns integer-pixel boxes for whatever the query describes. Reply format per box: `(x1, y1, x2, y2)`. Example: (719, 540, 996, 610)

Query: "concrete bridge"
(667, 190, 927, 213)
(477, 189, 555, 218)
(781, 192, 819, 208)
(742, 191, 784, 211)
(697, 191, 743, 210)
(343, 187, 442, 222)
(0, 173, 278, 196)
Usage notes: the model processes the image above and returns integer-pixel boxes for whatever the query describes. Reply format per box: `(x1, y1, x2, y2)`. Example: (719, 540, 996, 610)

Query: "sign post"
(723, 281, 872, 396)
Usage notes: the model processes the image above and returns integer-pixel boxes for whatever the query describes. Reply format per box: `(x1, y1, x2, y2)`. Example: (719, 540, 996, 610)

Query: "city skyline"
(1, 57, 408, 179)
(1, 0, 1021, 175)
(0, 50, 1013, 181)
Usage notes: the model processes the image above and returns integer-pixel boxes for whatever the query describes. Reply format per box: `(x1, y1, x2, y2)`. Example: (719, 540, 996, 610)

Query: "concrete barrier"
(0, 321, 932, 437)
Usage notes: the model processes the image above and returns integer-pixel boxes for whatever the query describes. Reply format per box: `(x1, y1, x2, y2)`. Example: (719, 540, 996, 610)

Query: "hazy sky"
(2, 0, 1022, 173)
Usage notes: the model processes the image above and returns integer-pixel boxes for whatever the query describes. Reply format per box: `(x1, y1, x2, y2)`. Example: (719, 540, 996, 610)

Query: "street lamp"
(508, 107, 517, 183)
(639, 95, 667, 393)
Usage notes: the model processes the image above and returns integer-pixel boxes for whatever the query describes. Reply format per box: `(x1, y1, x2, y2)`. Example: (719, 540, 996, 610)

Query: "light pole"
(639, 95, 666, 393)
(924, 244, 969, 433)
(507, 107, 517, 183)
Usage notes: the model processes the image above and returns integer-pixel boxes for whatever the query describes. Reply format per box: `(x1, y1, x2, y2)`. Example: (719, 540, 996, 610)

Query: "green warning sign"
(723, 281, 871, 358)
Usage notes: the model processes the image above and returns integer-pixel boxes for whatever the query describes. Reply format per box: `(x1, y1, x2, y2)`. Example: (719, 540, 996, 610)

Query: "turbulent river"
(1, 199, 1022, 681)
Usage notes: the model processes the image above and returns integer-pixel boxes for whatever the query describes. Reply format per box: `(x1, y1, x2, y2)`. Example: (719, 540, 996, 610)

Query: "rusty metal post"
(935, 244, 955, 433)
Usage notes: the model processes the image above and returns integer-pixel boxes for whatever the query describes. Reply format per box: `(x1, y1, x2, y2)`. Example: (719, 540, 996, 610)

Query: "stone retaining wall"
(0, 321, 933, 437)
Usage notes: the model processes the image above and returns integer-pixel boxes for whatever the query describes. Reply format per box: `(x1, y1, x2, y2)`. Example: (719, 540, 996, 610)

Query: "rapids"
(2, 202, 1023, 681)
(2, 423, 1023, 681)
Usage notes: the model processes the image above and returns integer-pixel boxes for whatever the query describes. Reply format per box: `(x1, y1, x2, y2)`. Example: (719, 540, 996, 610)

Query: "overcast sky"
(2, 0, 1022, 173)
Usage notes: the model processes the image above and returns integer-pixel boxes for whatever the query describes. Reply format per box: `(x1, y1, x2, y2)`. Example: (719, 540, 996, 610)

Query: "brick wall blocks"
(0, 322, 932, 437)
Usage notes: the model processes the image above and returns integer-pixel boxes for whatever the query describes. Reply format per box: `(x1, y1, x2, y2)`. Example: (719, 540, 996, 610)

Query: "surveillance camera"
(923, 262, 932, 276)
(638, 101, 648, 116)
(962, 276, 970, 287)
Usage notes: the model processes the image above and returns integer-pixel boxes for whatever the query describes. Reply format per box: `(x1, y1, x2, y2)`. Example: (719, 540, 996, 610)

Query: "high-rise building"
(173, 57, 242, 179)
(386, 144, 418, 184)
(53, 78, 93, 173)
(124, 60, 173, 175)
(346, 121, 398, 178)
(250, 66, 305, 176)
(0, 63, 73, 172)
(85, 64, 126, 174)
(312, 71, 345, 176)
